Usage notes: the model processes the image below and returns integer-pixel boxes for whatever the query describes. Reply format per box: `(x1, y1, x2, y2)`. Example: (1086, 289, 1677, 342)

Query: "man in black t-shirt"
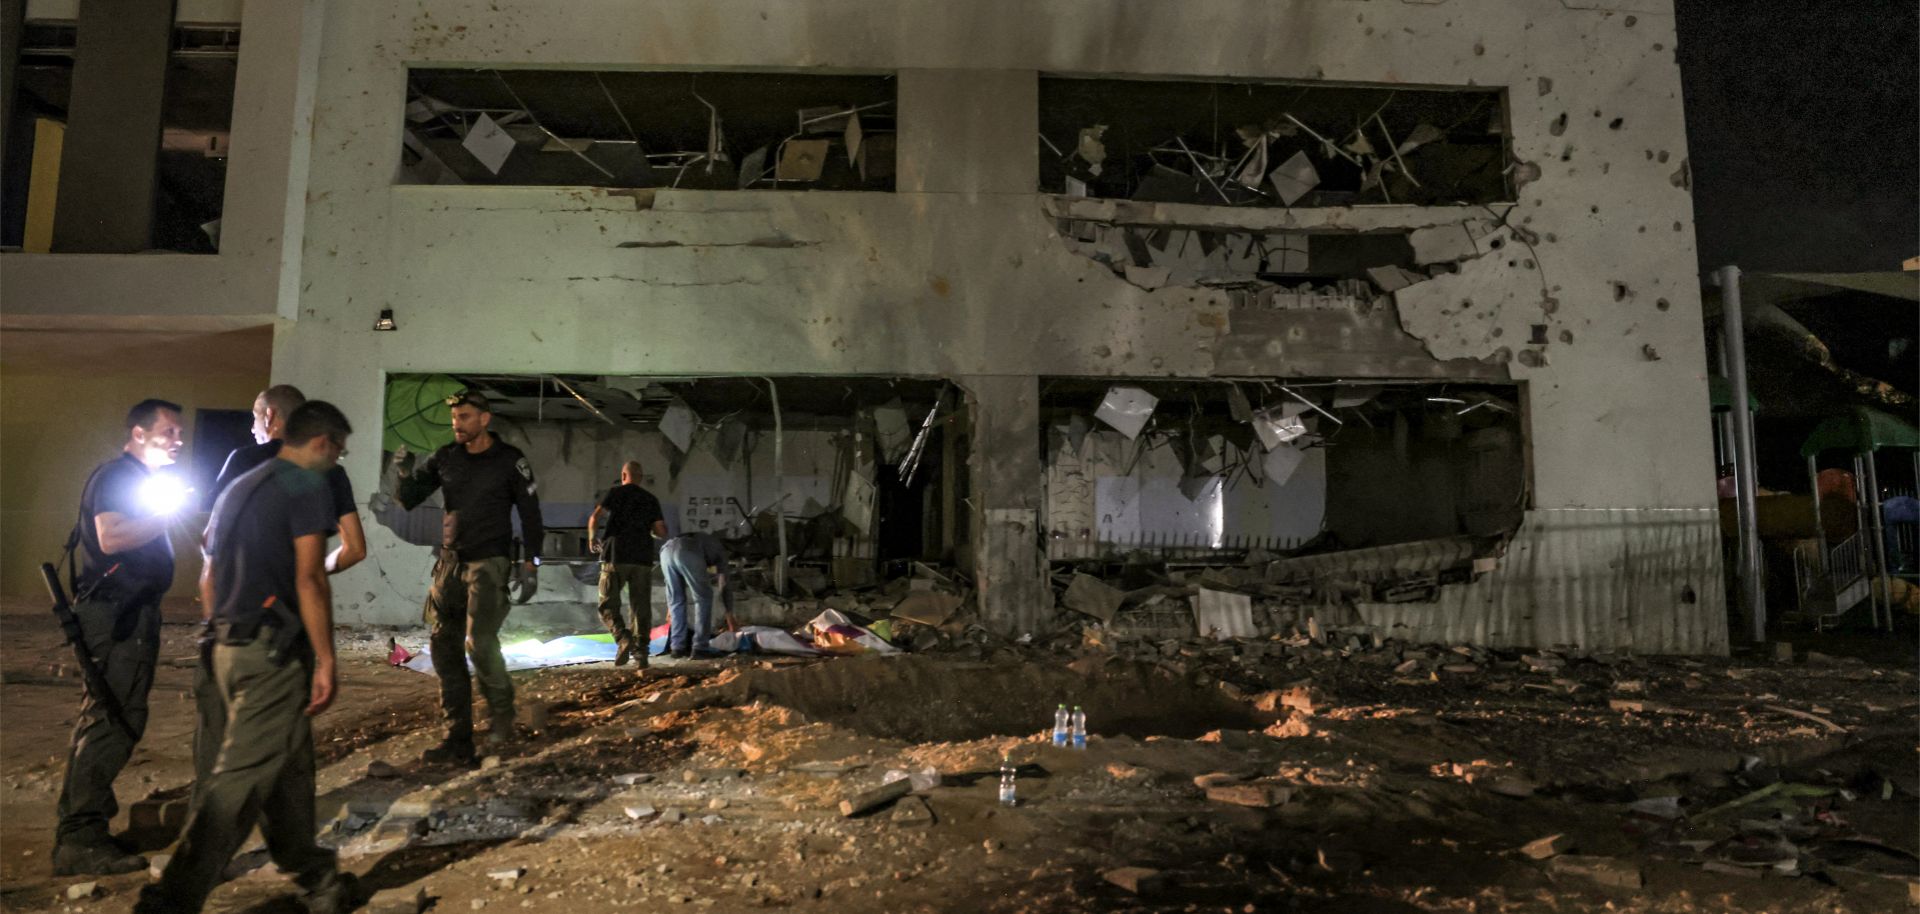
(586, 461, 667, 667)
(141, 401, 356, 914)
(53, 399, 187, 876)
(190, 384, 366, 832)
(395, 391, 544, 763)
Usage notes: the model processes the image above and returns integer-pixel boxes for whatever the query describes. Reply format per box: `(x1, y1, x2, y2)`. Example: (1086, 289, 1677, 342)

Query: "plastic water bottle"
(1071, 706, 1087, 749)
(998, 754, 1017, 806)
(1051, 704, 1070, 747)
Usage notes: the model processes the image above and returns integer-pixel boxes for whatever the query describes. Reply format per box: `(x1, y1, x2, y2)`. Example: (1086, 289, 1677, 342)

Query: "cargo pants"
(595, 563, 652, 651)
(143, 638, 343, 913)
(425, 552, 513, 744)
(55, 595, 161, 849)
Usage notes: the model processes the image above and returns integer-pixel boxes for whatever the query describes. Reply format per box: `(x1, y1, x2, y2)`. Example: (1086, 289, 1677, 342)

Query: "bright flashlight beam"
(138, 475, 193, 517)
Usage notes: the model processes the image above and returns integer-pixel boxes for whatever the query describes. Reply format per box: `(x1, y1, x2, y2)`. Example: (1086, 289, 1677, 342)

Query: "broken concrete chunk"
(1193, 588, 1256, 640)
(1062, 574, 1124, 624)
(1408, 223, 1480, 265)
(148, 854, 172, 879)
(1549, 855, 1643, 890)
(1205, 783, 1293, 808)
(369, 886, 429, 914)
(489, 868, 526, 888)
(1521, 834, 1573, 860)
(1193, 772, 1241, 789)
(1102, 866, 1166, 895)
(659, 808, 686, 824)
(367, 760, 400, 779)
(66, 882, 99, 901)
(839, 777, 912, 818)
(889, 795, 934, 828)
(1367, 265, 1428, 293)
(613, 772, 652, 786)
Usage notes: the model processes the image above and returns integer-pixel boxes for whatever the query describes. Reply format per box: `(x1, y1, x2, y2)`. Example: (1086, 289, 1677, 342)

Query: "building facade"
(2, 0, 1727, 652)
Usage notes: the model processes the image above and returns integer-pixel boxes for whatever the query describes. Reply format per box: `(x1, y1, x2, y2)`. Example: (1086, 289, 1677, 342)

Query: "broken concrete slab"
(1205, 783, 1293, 808)
(891, 591, 962, 626)
(1063, 573, 1125, 624)
(1408, 223, 1480, 264)
(1521, 834, 1573, 860)
(1193, 588, 1256, 640)
(368, 886, 428, 914)
(1102, 866, 1166, 895)
(889, 795, 934, 828)
(1549, 855, 1643, 890)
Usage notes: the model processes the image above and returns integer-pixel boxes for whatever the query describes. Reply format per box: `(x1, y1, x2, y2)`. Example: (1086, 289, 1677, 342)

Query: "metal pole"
(1807, 455, 1829, 608)
(1719, 266, 1767, 643)
(1853, 456, 1879, 628)
(1863, 453, 1893, 632)
(764, 377, 788, 595)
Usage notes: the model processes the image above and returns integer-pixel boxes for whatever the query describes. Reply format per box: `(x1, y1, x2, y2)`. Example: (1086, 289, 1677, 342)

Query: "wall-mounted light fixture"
(373, 308, 398, 331)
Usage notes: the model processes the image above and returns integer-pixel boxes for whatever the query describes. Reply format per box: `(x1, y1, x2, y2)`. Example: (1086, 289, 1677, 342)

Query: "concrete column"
(52, 0, 178, 253)
(962, 374, 1048, 636)
(896, 69, 1037, 196)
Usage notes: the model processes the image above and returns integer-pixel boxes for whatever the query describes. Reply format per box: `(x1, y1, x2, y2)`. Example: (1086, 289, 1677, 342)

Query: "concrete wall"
(5, 0, 1727, 650)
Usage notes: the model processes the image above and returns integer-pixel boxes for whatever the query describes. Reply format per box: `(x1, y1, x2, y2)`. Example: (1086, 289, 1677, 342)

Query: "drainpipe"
(1718, 266, 1766, 643)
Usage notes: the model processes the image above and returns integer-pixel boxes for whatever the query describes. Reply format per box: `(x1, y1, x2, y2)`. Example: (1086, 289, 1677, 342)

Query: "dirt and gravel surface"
(2, 596, 1914, 913)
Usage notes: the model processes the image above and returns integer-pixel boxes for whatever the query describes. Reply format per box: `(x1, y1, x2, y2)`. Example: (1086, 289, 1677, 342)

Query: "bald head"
(620, 461, 643, 484)
(253, 384, 307, 444)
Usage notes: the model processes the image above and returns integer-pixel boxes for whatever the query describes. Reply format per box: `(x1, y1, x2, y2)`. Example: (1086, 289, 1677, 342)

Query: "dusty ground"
(2, 596, 1915, 914)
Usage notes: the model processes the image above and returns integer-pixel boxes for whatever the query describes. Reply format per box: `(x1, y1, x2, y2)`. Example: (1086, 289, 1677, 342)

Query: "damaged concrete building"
(1, 0, 1725, 653)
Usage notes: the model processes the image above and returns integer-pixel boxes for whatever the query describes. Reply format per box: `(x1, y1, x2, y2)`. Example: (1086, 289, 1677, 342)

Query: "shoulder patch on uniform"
(515, 457, 533, 479)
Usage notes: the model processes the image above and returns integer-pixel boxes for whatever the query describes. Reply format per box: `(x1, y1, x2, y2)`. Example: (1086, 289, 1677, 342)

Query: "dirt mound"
(736, 655, 1259, 743)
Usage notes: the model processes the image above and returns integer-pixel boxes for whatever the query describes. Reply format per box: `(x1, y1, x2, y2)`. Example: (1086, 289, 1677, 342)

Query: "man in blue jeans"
(660, 532, 730, 658)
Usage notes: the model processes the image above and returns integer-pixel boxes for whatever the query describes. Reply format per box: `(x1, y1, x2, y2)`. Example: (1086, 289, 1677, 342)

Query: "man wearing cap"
(395, 391, 544, 765)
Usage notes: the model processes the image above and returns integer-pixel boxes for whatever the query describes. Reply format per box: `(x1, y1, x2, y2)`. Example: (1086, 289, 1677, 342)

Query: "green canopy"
(1708, 375, 1760, 413)
(1800, 405, 1920, 457)
(383, 374, 464, 453)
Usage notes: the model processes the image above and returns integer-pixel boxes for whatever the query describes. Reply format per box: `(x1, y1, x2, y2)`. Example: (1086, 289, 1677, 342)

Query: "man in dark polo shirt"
(53, 398, 186, 876)
(396, 390, 544, 764)
(586, 460, 667, 667)
(139, 402, 357, 914)
(189, 384, 366, 829)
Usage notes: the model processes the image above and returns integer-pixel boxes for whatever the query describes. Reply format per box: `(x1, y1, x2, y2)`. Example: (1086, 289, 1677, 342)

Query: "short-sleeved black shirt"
(204, 459, 336, 630)
(77, 453, 175, 597)
(598, 484, 664, 565)
(215, 440, 355, 520)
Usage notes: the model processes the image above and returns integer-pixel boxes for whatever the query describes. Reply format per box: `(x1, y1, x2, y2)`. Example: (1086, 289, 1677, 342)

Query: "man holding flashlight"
(52, 399, 186, 876)
(396, 391, 543, 765)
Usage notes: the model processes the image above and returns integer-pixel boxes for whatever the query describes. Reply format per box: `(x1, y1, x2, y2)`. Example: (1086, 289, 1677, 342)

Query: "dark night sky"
(1675, 1, 1919, 274)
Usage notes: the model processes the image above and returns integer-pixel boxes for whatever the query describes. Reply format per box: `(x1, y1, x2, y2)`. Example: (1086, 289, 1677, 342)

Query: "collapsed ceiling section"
(1039, 76, 1512, 209)
(401, 69, 895, 190)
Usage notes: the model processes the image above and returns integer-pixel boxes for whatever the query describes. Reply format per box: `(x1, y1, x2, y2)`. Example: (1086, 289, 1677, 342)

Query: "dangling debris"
(659, 398, 698, 454)
(1095, 387, 1159, 440)
(1267, 151, 1320, 206)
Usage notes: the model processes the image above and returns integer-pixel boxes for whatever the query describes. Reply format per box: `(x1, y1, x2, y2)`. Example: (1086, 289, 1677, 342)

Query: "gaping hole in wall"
(1042, 378, 1526, 635)
(400, 70, 895, 190)
(2, 22, 238, 252)
(376, 373, 970, 635)
(1039, 76, 1511, 208)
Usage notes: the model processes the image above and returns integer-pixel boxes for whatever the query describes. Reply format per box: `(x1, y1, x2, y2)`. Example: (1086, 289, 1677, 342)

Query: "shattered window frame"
(1039, 75, 1513, 208)
(400, 68, 897, 191)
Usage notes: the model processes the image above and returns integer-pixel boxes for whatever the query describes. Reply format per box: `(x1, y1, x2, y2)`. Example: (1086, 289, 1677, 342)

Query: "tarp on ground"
(1800, 405, 1920, 457)
(404, 633, 617, 674)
